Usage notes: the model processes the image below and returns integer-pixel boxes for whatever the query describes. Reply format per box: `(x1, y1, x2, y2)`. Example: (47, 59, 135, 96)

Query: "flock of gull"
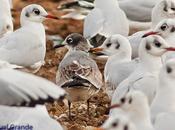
(1, 0, 175, 130)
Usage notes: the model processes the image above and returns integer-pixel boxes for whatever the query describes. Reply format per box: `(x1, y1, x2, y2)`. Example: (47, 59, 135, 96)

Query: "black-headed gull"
(58, 0, 93, 20)
(0, 61, 65, 130)
(119, 0, 161, 22)
(90, 34, 138, 99)
(0, 0, 13, 38)
(129, 0, 175, 58)
(0, 106, 64, 130)
(112, 35, 175, 104)
(0, 4, 59, 72)
(143, 18, 175, 62)
(152, 0, 175, 28)
(151, 59, 175, 122)
(0, 65, 65, 107)
(110, 91, 154, 130)
(56, 33, 103, 119)
(83, 0, 129, 45)
(94, 114, 137, 130)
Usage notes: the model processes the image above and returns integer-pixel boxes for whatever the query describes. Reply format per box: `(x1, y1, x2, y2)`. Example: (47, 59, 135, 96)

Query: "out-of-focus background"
(12, 0, 109, 130)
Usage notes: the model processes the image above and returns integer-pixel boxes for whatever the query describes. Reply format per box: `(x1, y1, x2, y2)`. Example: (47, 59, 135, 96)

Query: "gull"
(112, 35, 175, 104)
(94, 114, 137, 130)
(56, 33, 103, 119)
(129, 0, 175, 58)
(57, 0, 152, 35)
(0, 106, 64, 130)
(0, 61, 65, 130)
(118, 0, 161, 22)
(57, 0, 94, 20)
(90, 34, 138, 99)
(83, 0, 129, 46)
(110, 91, 154, 130)
(152, 0, 175, 28)
(0, 0, 13, 38)
(0, 65, 65, 107)
(0, 4, 59, 72)
(58, 0, 161, 22)
(151, 59, 175, 122)
(143, 19, 175, 62)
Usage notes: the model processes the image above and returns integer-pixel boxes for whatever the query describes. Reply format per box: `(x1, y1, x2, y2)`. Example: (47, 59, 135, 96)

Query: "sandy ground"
(13, 0, 110, 130)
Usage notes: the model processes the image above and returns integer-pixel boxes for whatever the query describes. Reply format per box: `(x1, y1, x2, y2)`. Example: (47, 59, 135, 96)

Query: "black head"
(66, 33, 87, 47)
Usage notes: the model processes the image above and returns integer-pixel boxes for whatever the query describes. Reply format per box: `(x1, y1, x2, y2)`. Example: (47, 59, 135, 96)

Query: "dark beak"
(54, 44, 66, 49)
(142, 31, 159, 38)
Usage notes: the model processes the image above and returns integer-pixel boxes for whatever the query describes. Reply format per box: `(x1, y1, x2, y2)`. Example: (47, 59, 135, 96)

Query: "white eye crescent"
(67, 37, 73, 44)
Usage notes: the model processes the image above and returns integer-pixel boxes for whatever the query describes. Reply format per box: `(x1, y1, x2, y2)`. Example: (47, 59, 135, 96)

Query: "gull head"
(57, 33, 92, 52)
(163, 0, 175, 17)
(110, 91, 149, 120)
(94, 115, 136, 130)
(20, 4, 59, 25)
(0, 19, 13, 38)
(141, 35, 175, 57)
(160, 59, 175, 85)
(89, 34, 131, 57)
(112, 91, 148, 112)
(144, 19, 175, 38)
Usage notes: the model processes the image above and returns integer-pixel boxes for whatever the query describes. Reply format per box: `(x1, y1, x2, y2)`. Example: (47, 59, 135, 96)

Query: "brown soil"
(13, 0, 110, 130)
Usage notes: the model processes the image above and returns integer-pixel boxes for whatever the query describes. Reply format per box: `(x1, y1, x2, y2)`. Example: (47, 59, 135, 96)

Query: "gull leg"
(87, 99, 90, 117)
(68, 101, 72, 120)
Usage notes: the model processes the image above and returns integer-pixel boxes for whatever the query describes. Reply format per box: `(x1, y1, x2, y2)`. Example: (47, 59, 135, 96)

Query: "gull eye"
(106, 43, 112, 48)
(6, 25, 10, 30)
(124, 125, 128, 130)
(167, 66, 172, 73)
(112, 122, 118, 128)
(128, 98, 132, 104)
(160, 24, 168, 31)
(116, 43, 120, 49)
(171, 8, 175, 11)
(145, 43, 151, 50)
(120, 98, 126, 104)
(33, 8, 40, 15)
(154, 41, 161, 48)
(170, 27, 175, 32)
(67, 37, 73, 44)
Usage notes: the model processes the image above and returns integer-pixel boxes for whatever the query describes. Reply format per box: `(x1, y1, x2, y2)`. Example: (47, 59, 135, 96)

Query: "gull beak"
(54, 41, 67, 49)
(142, 31, 159, 38)
(89, 47, 104, 53)
(44, 14, 59, 20)
(109, 104, 121, 109)
(165, 47, 175, 51)
(54, 44, 66, 49)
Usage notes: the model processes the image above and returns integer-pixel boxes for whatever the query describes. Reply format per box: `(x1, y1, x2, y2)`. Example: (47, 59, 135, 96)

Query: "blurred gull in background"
(0, 0, 13, 38)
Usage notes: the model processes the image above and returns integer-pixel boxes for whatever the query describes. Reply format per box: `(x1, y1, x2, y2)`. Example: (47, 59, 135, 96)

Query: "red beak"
(142, 31, 159, 38)
(165, 47, 175, 51)
(109, 104, 121, 109)
(45, 14, 59, 20)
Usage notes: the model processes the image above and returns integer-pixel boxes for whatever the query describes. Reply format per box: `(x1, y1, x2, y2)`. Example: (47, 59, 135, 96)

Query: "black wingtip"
(11, 94, 66, 107)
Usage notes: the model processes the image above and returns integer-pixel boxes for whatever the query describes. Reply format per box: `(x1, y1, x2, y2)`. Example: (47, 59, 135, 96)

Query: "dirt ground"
(13, 0, 110, 130)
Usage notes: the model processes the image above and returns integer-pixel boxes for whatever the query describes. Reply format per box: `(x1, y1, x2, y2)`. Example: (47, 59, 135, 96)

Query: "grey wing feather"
(0, 68, 65, 106)
(56, 52, 103, 89)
